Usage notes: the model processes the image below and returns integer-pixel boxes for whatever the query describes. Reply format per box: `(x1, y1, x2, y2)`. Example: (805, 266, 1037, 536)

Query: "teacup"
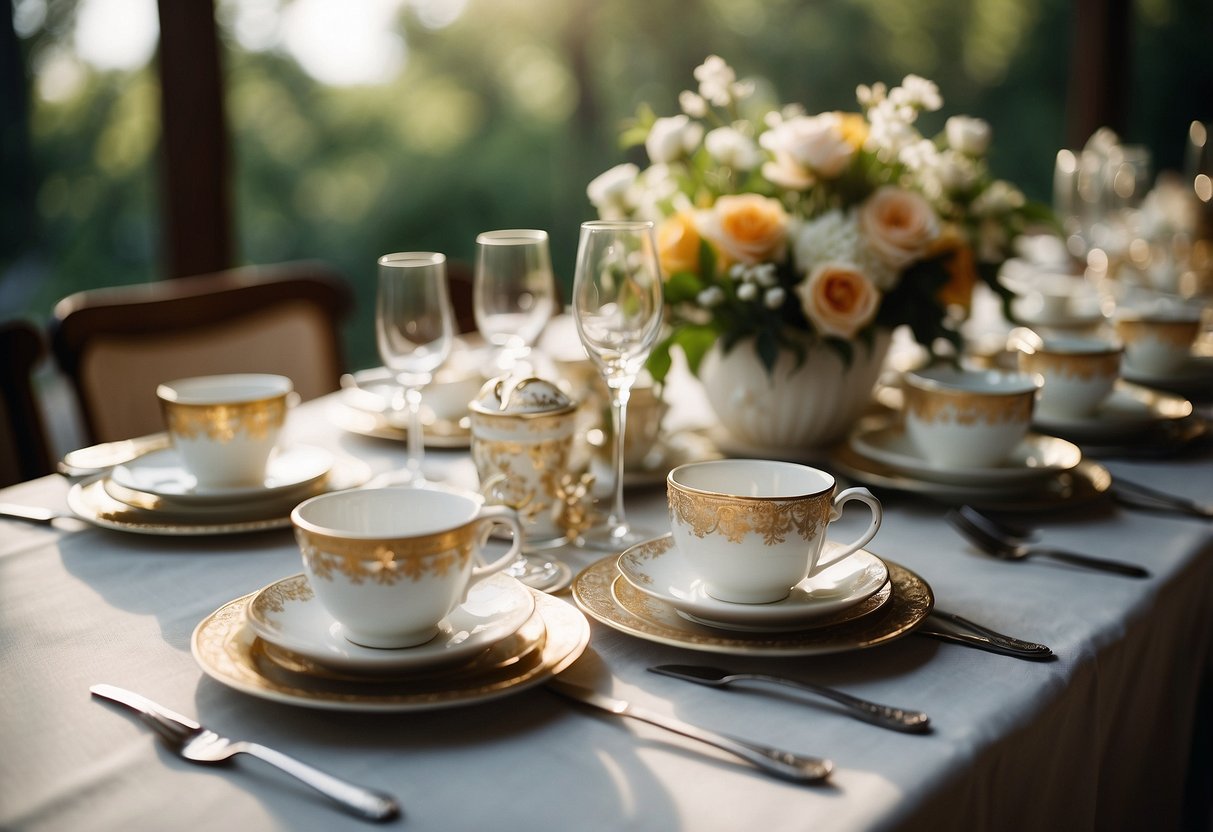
(156, 373, 292, 488)
(1113, 307, 1201, 376)
(470, 376, 582, 546)
(1011, 329, 1123, 418)
(291, 486, 523, 648)
(902, 367, 1039, 468)
(666, 459, 883, 605)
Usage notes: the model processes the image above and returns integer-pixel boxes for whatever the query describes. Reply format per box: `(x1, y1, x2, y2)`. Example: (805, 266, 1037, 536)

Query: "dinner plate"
(616, 534, 889, 630)
(1030, 382, 1194, 441)
(110, 445, 333, 504)
(191, 589, 590, 712)
(571, 554, 931, 656)
(829, 444, 1112, 512)
(67, 457, 373, 535)
(849, 422, 1080, 486)
(245, 572, 535, 674)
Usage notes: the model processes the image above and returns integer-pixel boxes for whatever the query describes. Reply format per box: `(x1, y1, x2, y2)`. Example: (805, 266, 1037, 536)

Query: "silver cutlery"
(916, 608, 1054, 660)
(647, 665, 930, 734)
(90, 684, 401, 822)
(957, 505, 1038, 543)
(548, 679, 832, 783)
(1109, 477, 1213, 520)
(946, 509, 1150, 578)
(59, 432, 171, 477)
(0, 502, 61, 525)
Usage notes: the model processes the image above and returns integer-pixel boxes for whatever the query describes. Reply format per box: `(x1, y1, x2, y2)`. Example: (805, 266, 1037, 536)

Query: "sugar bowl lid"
(470, 376, 577, 416)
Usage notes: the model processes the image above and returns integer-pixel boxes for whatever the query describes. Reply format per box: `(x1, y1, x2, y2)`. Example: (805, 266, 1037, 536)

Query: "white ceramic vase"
(698, 330, 891, 449)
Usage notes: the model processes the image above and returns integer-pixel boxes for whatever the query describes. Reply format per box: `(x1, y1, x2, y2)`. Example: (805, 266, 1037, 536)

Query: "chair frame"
(0, 319, 53, 483)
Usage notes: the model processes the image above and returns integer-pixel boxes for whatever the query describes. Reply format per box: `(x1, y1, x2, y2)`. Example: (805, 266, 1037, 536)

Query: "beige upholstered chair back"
(51, 262, 353, 443)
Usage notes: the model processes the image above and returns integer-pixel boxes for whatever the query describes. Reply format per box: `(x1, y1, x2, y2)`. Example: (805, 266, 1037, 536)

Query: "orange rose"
(699, 194, 788, 266)
(656, 212, 702, 276)
(795, 262, 880, 339)
(927, 224, 977, 311)
(859, 186, 940, 269)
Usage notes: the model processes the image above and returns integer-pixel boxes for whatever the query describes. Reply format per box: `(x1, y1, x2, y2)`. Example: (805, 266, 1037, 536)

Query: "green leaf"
(699, 239, 717, 280)
(756, 329, 779, 374)
(663, 271, 704, 304)
(674, 324, 720, 376)
(645, 334, 675, 385)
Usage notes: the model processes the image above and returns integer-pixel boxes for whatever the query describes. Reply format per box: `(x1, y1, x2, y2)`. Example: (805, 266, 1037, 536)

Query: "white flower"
(763, 287, 785, 309)
(586, 163, 639, 219)
(933, 149, 981, 194)
(679, 90, 708, 118)
(629, 164, 682, 222)
(645, 115, 703, 164)
(694, 55, 737, 107)
(899, 138, 939, 172)
(972, 180, 1026, 216)
(737, 282, 758, 301)
(705, 126, 761, 171)
(697, 286, 725, 307)
(945, 116, 991, 157)
(891, 75, 942, 111)
(760, 113, 855, 179)
(793, 210, 861, 271)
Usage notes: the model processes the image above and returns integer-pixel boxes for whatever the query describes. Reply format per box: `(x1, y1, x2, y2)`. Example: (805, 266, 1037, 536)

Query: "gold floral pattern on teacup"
(255, 574, 315, 613)
(161, 397, 287, 443)
(1019, 350, 1121, 381)
(294, 527, 473, 586)
(903, 386, 1033, 426)
(1113, 317, 1200, 349)
(666, 485, 828, 546)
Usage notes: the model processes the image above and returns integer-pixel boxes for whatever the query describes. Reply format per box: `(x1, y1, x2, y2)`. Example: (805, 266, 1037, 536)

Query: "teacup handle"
(810, 487, 882, 576)
(468, 504, 525, 582)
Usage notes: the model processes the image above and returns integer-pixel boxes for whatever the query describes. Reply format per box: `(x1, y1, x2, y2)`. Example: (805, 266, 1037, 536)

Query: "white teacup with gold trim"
(470, 376, 582, 546)
(291, 486, 523, 649)
(902, 367, 1040, 469)
(666, 459, 883, 605)
(1113, 307, 1201, 376)
(1012, 329, 1123, 418)
(157, 373, 293, 489)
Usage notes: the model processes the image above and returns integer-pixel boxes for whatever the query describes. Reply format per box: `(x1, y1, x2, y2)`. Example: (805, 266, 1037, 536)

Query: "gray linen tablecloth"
(2, 389, 1211, 832)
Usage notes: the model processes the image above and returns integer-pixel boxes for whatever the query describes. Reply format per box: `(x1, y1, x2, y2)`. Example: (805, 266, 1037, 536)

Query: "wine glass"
(473, 229, 557, 376)
(572, 220, 665, 550)
(376, 252, 455, 485)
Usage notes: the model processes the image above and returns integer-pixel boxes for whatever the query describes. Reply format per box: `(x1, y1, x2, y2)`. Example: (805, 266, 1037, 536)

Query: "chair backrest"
(0, 320, 53, 485)
(51, 261, 354, 443)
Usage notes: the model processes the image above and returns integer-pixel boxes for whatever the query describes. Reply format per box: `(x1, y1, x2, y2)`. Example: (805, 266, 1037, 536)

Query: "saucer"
(1121, 354, 1213, 401)
(328, 399, 472, 449)
(111, 445, 333, 504)
(571, 554, 931, 657)
(245, 572, 535, 674)
(589, 431, 724, 489)
(1031, 382, 1194, 442)
(616, 534, 889, 630)
(192, 589, 590, 712)
(850, 422, 1080, 486)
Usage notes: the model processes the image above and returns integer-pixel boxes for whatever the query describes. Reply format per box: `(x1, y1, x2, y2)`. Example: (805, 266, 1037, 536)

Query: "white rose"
(934, 149, 980, 193)
(704, 126, 761, 171)
(759, 113, 855, 179)
(945, 116, 991, 157)
(587, 163, 638, 215)
(645, 114, 704, 164)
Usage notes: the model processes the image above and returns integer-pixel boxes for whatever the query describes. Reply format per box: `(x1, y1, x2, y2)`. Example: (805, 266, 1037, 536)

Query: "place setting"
(192, 485, 591, 711)
(571, 459, 935, 656)
(66, 373, 372, 535)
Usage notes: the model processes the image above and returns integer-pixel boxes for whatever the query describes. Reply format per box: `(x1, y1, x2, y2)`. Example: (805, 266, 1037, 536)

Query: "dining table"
(2, 345, 1212, 832)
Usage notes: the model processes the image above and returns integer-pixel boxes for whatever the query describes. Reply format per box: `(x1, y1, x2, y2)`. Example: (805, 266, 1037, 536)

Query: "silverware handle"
(933, 612, 1053, 655)
(239, 743, 401, 822)
(749, 675, 930, 733)
(0, 503, 60, 525)
(622, 704, 832, 783)
(916, 628, 1055, 661)
(59, 432, 171, 477)
(1032, 547, 1150, 578)
(1112, 477, 1211, 517)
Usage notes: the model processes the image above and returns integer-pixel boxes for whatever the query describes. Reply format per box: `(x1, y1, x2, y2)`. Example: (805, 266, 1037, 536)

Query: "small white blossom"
(697, 286, 725, 307)
(891, 75, 942, 111)
(737, 282, 758, 301)
(899, 138, 939, 172)
(764, 287, 785, 309)
(645, 115, 703, 164)
(694, 55, 737, 107)
(972, 180, 1026, 216)
(754, 263, 778, 287)
(679, 90, 708, 118)
(586, 163, 639, 219)
(705, 126, 762, 171)
(945, 116, 991, 157)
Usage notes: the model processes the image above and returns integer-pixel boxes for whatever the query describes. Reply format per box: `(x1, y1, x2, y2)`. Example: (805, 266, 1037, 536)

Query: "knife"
(547, 679, 832, 783)
(59, 432, 172, 477)
(916, 610, 1054, 660)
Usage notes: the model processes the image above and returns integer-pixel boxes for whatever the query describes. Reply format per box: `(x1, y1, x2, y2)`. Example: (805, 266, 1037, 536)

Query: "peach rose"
(859, 186, 940, 269)
(795, 262, 880, 339)
(656, 212, 702, 276)
(699, 194, 788, 266)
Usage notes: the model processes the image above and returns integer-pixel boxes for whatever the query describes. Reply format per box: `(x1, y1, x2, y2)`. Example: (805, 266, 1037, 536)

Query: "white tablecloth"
(2, 390, 1212, 832)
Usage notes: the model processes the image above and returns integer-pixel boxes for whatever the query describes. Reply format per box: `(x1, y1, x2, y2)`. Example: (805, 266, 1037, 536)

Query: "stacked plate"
(66, 445, 371, 535)
(829, 415, 1112, 510)
(329, 362, 486, 448)
(571, 534, 932, 657)
(192, 572, 590, 711)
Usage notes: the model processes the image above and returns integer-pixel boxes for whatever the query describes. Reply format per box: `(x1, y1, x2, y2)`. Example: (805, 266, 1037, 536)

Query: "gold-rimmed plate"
(571, 554, 931, 657)
(327, 400, 472, 449)
(67, 457, 372, 535)
(191, 590, 590, 712)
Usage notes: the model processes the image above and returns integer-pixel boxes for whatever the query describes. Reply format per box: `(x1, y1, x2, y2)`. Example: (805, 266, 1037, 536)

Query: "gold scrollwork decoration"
(162, 397, 287, 443)
(667, 485, 827, 545)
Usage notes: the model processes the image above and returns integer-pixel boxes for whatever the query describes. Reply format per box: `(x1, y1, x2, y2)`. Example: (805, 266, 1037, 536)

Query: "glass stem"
(404, 385, 425, 481)
(607, 381, 632, 531)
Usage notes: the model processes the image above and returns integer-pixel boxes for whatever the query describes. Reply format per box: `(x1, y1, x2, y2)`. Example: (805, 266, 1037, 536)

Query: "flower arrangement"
(587, 56, 1046, 382)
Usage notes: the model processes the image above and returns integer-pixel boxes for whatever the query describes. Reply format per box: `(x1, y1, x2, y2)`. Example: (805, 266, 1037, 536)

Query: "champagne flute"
(376, 252, 455, 485)
(474, 229, 557, 376)
(572, 220, 664, 550)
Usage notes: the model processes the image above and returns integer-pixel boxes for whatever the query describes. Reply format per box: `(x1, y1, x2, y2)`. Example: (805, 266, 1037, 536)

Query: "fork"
(946, 509, 1149, 578)
(91, 684, 400, 822)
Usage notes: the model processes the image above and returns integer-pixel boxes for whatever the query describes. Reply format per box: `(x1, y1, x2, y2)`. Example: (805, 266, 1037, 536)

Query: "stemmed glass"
(474, 229, 557, 377)
(572, 220, 664, 550)
(376, 252, 455, 485)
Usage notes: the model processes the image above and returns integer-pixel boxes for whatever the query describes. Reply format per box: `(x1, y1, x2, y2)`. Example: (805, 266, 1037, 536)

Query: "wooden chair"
(50, 261, 354, 443)
(0, 320, 53, 485)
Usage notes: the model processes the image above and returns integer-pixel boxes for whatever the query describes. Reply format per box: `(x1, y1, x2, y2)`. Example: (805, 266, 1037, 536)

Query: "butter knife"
(59, 432, 172, 477)
(916, 609, 1054, 660)
(547, 679, 832, 783)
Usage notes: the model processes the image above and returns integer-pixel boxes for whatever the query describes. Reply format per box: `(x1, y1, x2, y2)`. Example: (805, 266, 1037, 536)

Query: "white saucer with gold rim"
(616, 534, 888, 630)
(110, 445, 333, 504)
